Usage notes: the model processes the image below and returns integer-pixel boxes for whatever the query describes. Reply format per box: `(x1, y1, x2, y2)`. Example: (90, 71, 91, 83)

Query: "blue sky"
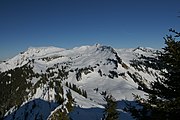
(0, 0, 180, 60)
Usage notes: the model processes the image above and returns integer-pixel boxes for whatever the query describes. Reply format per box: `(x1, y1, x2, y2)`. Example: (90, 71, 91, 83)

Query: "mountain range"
(0, 44, 162, 120)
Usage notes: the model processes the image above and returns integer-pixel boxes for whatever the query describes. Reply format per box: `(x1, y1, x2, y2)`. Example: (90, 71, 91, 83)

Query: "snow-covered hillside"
(0, 44, 162, 120)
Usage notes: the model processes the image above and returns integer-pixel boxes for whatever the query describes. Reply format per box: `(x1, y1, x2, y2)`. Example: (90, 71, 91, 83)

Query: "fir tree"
(125, 29, 180, 120)
(66, 90, 74, 112)
(103, 95, 119, 120)
(82, 90, 87, 98)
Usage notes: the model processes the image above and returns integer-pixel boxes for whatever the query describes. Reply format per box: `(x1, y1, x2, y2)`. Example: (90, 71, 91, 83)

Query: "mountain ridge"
(0, 44, 162, 120)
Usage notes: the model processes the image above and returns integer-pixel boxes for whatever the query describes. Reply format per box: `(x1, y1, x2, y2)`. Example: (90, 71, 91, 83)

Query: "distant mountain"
(0, 44, 162, 120)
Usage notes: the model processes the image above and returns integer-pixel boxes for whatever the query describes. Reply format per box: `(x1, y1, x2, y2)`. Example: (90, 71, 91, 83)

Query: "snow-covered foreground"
(0, 44, 161, 120)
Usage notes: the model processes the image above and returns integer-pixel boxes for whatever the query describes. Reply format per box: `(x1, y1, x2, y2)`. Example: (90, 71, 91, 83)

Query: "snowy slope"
(0, 44, 161, 120)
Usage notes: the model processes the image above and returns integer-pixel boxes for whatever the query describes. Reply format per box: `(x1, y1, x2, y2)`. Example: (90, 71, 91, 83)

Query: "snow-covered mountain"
(0, 44, 162, 120)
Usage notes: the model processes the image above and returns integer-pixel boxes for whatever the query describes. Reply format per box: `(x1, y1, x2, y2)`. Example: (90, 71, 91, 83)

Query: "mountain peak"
(26, 46, 65, 55)
(0, 44, 162, 120)
(133, 46, 159, 53)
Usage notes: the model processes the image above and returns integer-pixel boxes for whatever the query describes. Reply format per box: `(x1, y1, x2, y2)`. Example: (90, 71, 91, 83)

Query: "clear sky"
(0, 0, 180, 60)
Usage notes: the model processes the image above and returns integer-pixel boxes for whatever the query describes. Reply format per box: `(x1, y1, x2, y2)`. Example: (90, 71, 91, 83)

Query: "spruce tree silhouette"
(125, 29, 180, 120)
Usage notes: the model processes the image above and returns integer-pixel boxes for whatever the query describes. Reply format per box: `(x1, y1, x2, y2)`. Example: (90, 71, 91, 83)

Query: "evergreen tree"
(153, 29, 180, 99)
(66, 90, 74, 112)
(125, 29, 180, 120)
(82, 90, 87, 98)
(103, 95, 119, 120)
(49, 108, 69, 120)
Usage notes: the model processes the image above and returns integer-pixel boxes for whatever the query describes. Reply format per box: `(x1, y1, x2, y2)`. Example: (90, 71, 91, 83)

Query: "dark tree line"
(65, 82, 87, 98)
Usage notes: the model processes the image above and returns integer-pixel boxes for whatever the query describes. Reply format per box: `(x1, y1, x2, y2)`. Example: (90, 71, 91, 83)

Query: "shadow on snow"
(4, 99, 136, 120)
